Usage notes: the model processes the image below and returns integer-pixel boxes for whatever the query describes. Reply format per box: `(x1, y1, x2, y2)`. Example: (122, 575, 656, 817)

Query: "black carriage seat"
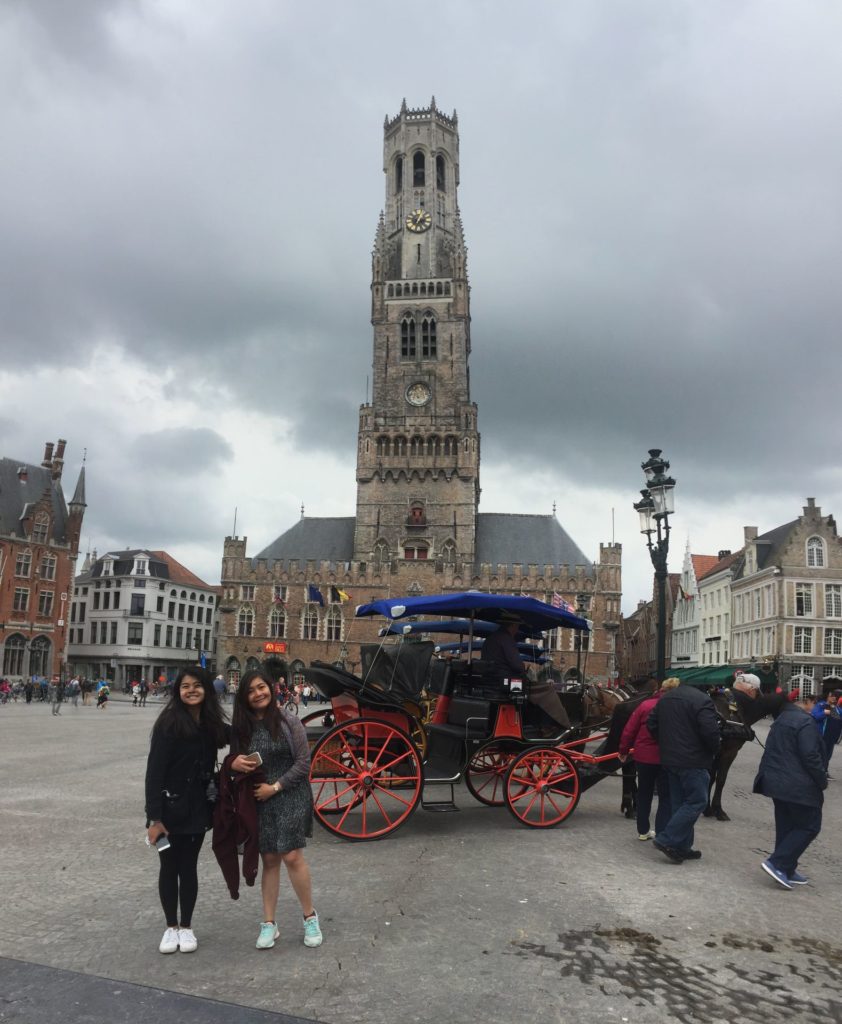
(305, 662, 407, 712)
(427, 658, 455, 697)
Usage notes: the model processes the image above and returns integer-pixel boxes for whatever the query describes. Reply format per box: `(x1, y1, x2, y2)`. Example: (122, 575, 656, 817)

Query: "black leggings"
(158, 833, 205, 927)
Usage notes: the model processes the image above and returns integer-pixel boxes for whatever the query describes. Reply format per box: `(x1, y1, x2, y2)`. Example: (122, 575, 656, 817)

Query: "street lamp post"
(633, 448, 676, 683)
(575, 594, 589, 683)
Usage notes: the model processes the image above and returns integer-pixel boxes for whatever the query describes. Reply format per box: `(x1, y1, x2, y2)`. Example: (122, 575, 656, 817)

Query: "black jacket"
(647, 684, 721, 769)
(145, 724, 229, 833)
(753, 704, 827, 807)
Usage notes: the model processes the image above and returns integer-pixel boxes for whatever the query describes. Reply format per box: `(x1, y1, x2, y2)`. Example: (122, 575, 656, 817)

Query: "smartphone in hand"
(246, 751, 263, 767)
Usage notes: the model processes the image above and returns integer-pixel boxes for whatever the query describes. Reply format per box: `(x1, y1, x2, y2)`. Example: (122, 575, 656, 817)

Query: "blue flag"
(200, 652, 207, 669)
(307, 584, 325, 606)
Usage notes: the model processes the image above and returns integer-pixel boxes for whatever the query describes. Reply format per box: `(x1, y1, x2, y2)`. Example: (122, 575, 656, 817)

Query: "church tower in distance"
(353, 98, 479, 569)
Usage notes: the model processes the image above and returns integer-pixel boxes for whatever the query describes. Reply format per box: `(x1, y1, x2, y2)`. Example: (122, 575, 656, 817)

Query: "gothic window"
(436, 281, 443, 295)
(387, 284, 394, 297)
(373, 540, 389, 567)
(395, 156, 403, 193)
(2, 634, 26, 676)
(269, 608, 286, 639)
(32, 513, 49, 544)
(411, 282, 418, 295)
(444, 435, 457, 455)
(806, 536, 825, 567)
(376, 436, 390, 457)
(302, 605, 319, 640)
(394, 436, 407, 456)
(421, 316, 437, 358)
(441, 540, 457, 563)
(420, 282, 427, 296)
(413, 151, 425, 187)
(237, 607, 254, 637)
(410, 435, 424, 456)
(428, 435, 440, 456)
(444, 282, 451, 295)
(436, 154, 446, 191)
(401, 316, 416, 357)
(15, 549, 31, 577)
(28, 636, 51, 675)
(325, 608, 342, 642)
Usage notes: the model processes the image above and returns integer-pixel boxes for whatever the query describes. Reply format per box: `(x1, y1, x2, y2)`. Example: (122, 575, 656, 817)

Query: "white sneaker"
(159, 927, 179, 954)
(256, 921, 280, 949)
(178, 927, 197, 953)
(303, 911, 323, 948)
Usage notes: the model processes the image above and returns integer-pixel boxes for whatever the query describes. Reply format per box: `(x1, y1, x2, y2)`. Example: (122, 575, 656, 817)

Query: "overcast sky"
(2, 0, 841, 612)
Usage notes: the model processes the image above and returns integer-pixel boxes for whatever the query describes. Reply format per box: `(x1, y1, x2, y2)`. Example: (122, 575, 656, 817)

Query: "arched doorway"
(263, 656, 289, 685)
(29, 636, 52, 678)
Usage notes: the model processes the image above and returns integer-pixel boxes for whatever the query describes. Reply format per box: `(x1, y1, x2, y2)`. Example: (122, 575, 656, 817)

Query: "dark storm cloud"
(130, 428, 233, 476)
(2, 0, 841, 520)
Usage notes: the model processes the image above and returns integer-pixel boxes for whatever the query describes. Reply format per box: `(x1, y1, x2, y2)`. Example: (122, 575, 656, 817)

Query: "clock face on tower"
(405, 382, 432, 407)
(406, 208, 432, 233)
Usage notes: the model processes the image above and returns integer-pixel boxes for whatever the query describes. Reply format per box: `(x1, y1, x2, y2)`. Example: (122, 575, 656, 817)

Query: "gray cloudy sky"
(2, 0, 841, 610)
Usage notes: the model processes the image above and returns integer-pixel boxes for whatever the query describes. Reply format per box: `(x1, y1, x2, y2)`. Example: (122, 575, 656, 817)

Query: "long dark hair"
(153, 666, 228, 747)
(232, 669, 284, 750)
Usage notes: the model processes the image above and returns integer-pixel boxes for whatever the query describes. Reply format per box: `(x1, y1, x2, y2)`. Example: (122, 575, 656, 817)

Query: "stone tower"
(353, 98, 480, 568)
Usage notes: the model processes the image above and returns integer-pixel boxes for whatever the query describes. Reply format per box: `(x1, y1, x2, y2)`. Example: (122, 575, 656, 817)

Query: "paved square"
(1, 697, 840, 1023)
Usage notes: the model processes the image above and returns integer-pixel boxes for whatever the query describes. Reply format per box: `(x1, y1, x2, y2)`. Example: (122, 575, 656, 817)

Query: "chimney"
(744, 527, 758, 543)
(42, 442, 54, 468)
(51, 437, 66, 480)
(804, 497, 820, 518)
(717, 549, 731, 560)
(17, 466, 28, 482)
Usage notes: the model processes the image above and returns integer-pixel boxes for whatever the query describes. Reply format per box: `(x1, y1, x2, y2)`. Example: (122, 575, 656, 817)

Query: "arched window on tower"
(401, 316, 416, 358)
(436, 154, 446, 191)
(373, 540, 389, 569)
(421, 316, 437, 358)
(413, 151, 425, 187)
(269, 607, 286, 639)
(441, 540, 457, 564)
(395, 156, 403, 193)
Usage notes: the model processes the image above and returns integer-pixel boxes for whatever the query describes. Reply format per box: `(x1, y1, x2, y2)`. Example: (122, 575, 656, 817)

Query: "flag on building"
(552, 592, 577, 616)
(307, 584, 325, 606)
(330, 586, 351, 604)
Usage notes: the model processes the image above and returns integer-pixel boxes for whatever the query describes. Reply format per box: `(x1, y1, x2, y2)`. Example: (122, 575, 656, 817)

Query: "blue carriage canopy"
(378, 618, 543, 641)
(356, 591, 591, 633)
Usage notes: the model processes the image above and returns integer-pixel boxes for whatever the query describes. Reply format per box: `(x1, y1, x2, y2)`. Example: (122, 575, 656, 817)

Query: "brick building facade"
(218, 102, 622, 686)
(0, 440, 85, 680)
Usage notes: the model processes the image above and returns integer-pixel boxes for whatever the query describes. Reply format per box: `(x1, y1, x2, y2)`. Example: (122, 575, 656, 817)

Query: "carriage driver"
(482, 615, 572, 734)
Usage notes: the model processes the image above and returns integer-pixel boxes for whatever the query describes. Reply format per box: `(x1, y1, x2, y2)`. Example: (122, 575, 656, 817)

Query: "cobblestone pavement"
(1, 699, 841, 1024)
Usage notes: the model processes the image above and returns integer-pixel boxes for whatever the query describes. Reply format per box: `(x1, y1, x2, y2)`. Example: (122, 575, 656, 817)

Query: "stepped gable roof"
(255, 517, 356, 566)
(149, 551, 212, 590)
(754, 520, 798, 570)
(0, 457, 68, 542)
(698, 549, 743, 582)
(475, 514, 593, 575)
(691, 554, 719, 581)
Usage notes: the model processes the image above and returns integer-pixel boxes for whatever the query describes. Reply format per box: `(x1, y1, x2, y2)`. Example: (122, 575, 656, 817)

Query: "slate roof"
(252, 512, 594, 573)
(77, 549, 212, 589)
(255, 518, 357, 566)
(475, 513, 593, 574)
(754, 520, 798, 571)
(0, 458, 68, 542)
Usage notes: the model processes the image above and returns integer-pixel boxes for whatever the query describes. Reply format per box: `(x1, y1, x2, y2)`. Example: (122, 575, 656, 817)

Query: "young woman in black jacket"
(145, 666, 229, 954)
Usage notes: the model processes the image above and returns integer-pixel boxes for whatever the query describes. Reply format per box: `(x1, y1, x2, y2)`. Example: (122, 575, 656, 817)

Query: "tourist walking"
(754, 692, 827, 889)
(619, 677, 679, 841)
(811, 689, 842, 772)
(646, 680, 721, 863)
(145, 666, 229, 954)
(49, 679, 63, 716)
(229, 669, 322, 950)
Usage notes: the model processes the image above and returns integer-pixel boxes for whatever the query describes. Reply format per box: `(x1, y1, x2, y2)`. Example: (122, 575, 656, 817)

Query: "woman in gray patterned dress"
(230, 670, 322, 950)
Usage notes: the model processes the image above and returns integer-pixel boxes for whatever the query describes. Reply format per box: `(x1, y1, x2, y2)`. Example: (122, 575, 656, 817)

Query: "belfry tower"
(353, 98, 480, 568)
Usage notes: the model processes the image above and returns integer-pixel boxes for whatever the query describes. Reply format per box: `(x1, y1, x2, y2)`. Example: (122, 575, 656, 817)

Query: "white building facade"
(67, 549, 218, 688)
(670, 544, 718, 670)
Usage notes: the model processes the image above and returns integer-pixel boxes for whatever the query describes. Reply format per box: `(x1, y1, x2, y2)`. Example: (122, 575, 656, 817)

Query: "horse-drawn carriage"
(304, 592, 646, 841)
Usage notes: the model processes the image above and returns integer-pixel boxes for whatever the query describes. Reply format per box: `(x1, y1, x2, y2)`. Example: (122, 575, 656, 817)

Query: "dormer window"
(806, 536, 825, 567)
(102, 559, 113, 577)
(135, 559, 148, 575)
(32, 513, 49, 544)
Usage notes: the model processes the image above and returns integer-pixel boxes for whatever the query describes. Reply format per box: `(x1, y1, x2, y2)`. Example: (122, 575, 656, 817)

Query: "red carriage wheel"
(465, 740, 523, 806)
(310, 718, 423, 841)
(504, 746, 580, 828)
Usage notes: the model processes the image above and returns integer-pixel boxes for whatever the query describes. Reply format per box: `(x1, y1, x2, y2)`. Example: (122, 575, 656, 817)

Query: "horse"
(704, 688, 786, 821)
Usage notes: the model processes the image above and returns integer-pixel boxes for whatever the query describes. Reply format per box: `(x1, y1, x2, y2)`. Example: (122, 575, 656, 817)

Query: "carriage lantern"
(634, 449, 676, 683)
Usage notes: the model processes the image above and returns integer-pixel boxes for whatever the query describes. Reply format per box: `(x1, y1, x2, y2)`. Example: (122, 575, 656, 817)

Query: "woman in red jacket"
(619, 677, 680, 841)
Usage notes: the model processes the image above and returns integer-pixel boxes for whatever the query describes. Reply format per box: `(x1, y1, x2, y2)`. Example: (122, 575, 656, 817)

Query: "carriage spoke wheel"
(465, 741, 522, 806)
(504, 746, 580, 828)
(310, 718, 423, 841)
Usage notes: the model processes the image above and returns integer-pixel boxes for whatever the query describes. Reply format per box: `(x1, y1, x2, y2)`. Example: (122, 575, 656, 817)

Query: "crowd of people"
(618, 672, 837, 890)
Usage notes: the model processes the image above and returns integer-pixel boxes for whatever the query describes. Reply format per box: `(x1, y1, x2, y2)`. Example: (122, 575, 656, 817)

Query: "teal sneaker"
(256, 921, 279, 949)
(303, 911, 323, 948)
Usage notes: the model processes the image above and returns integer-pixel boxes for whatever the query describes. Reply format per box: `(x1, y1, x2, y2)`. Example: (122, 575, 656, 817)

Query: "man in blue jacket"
(753, 693, 827, 889)
(647, 682, 721, 863)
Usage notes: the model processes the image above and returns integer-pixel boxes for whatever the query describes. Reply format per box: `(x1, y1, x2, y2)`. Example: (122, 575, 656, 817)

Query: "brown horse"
(704, 688, 786, 821)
